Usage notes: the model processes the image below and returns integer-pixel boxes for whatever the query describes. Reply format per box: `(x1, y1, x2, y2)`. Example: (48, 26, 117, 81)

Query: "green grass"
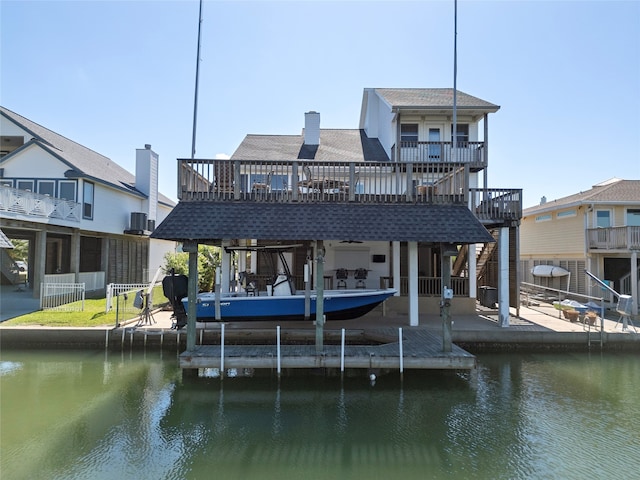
(3, 286, 169, 327)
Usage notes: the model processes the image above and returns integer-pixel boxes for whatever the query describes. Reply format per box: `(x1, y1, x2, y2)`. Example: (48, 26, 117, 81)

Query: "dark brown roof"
(374, 88, 500, 112)
(232, 129, 389, 162)
(151, 201, 494, 244)
(524, 179, 640, 215)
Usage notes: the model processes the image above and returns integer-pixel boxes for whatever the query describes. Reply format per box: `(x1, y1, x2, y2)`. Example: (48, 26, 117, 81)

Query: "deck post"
(631, 251, 638, 316)
(184, 240, 199, 352)
(441, 243, 456, 352)
(498, 227, 510, 327)
(408, 242, 419, 326)
(315, 241, 325, 354)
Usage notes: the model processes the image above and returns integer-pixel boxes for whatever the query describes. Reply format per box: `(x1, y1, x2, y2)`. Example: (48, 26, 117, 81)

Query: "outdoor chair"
(336, 268, 348, 289)
(354, 268, 368, 289)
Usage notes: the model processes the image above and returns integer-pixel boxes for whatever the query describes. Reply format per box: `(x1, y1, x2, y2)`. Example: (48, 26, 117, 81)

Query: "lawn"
(3, 286, 168, 327)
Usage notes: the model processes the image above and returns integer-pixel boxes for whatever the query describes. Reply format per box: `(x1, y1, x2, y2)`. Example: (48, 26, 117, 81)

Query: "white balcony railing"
(587, 226, 640, 250)
(0, 186, 81, 223)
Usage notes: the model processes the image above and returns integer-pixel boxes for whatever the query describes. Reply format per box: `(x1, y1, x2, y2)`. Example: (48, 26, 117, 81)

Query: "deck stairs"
(452, 230, 499, 284)
(0, 249, 21, 285)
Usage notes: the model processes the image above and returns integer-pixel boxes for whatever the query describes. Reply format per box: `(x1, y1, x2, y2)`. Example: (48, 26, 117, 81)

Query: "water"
(1, 350, 639, 480)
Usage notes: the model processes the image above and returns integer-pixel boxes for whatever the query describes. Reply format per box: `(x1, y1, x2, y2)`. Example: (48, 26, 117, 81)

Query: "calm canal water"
(1, 349, 639, 480)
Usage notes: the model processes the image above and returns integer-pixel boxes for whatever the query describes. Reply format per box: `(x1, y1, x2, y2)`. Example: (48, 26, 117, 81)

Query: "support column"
(498, 227, 510, 327)
(70, 229, 80, 280)
(33, 229, 47, 299)
(221, 239, 231, 294)
(183, 240, 199, 352)
(468, 243, 477, 299)
(315, 241, 325, 353)
(408, 241, 419, 326)
(441, 243, 455, 352)
(631, 251, 639, 316)
(392, 241, 401, 296)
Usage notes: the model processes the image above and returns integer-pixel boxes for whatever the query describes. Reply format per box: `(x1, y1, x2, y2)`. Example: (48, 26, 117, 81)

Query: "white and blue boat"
(178, 244, 396, 322)
(185, 284, 397, 322)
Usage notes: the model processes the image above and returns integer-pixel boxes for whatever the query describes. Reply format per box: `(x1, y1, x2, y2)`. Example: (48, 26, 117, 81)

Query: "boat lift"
(585, 270, 637, 332)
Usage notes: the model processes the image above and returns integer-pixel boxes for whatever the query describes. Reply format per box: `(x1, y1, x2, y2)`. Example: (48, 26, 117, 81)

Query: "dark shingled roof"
(232, 129, 389, 162)
(151, 202, 494, 244)
(374, 88, 500, 112)
(0, 106, 175, 206)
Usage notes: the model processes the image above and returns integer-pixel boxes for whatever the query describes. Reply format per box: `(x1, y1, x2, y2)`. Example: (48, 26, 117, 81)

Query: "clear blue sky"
(2, 0, 639, 207)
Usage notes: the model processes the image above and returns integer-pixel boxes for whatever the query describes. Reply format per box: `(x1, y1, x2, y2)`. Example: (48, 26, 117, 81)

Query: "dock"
(178, 327, 476, 372)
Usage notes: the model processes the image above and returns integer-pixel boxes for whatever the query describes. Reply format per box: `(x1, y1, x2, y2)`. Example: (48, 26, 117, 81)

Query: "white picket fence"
(40, 282, 86, 311)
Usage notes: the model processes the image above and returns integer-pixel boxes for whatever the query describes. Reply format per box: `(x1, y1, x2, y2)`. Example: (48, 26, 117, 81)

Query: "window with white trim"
(535, 214, 552, 222)
(83, 181, 94, 220)
(596, 210, 611, 228)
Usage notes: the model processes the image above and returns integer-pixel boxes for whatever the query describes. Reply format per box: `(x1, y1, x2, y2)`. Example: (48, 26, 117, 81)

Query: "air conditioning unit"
(130, 212, 147, 231)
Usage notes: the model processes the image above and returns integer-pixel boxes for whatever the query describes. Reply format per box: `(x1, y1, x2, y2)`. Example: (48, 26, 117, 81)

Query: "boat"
(531, 265, 570, 277)
(176, 245, 397, 322)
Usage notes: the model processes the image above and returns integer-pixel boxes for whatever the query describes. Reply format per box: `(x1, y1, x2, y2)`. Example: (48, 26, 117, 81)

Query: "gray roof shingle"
(523, 179, 640, 214)
(232, 129, 389, 162)
(374, 88, 500, 111)
(151, 202, 494, 244)
(0, 106, 175, 206)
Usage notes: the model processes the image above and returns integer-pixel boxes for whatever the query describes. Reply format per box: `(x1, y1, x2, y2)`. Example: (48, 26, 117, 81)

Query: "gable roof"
(151, 202, 494, 244)
(232, 129, 389, 162)
(374, 88, 500, 112)
(523, 179, 640, 215)
(0, 106, 175, 206)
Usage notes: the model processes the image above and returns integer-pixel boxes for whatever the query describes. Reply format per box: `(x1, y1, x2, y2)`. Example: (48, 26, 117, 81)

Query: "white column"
(631, 251, 639, 315)
(392, 241, 401, 296)
(408, 241, 419, 326)
(221, 239, 231, 293)
(468, 243, 477, 299)
(498, 227, 510, 327)
(250, 239, 258, 274)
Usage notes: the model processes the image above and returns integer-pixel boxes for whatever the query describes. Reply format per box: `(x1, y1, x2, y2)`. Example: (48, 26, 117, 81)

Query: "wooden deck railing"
(469, 188, 523, 224)
(395, 141, 486, 167)
(178, 158, 469, 204)
(587, 226, 640, 250)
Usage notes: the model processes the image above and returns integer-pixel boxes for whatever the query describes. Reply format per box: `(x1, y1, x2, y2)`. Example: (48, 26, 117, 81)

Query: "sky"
(1, 0, 639, 208)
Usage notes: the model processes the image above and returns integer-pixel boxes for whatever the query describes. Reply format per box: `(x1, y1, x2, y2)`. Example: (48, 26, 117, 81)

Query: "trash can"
(478, 286, 498, 308)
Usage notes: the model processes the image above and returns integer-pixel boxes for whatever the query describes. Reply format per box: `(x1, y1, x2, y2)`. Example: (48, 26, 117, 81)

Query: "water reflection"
(1, 350, 638, 480)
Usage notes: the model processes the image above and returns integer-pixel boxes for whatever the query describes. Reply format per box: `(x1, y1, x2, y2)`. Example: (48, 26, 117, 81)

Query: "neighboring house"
(520, 178, 640, 312)
(152, 88, 522, 327)
(0, 106, 177, 298)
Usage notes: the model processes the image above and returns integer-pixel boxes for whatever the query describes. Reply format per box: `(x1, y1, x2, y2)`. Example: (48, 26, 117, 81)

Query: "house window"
(17, 179, 34, 191)
(451, 124, 469, 146)
(596, 210, 611, 228)
(400, 124, 419, 143)
(58, 181, 76, 201)
(37, 180, 55, 197)
(83, 181, 94, 220)
(535, 214, 552, 222)
(557, 209, 576, 219)
(627, 209, 640, 227)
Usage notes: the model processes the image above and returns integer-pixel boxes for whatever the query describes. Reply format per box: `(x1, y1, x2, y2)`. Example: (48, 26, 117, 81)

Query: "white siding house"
(0, 106, 177, 298)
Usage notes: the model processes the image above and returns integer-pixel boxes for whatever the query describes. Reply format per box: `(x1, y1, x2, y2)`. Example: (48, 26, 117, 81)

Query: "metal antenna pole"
(191, 0, 204, 160)
(452, 0, 458, 164)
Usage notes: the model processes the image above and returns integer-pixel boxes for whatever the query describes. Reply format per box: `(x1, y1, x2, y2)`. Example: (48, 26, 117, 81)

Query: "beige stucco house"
(520, 178, 640, 313)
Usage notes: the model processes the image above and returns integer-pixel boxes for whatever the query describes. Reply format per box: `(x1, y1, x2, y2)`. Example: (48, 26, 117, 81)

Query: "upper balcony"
(177, 159, 521, 226)
(393, 141, 486, 171)
(587, 226, 640, 251)
(0, 185, 81, 223)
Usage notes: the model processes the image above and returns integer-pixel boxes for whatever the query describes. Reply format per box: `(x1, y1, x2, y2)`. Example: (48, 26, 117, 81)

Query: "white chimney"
(304, 111, 320, 145)
(135, 145, 158, 227)
(540, 196, 547, 205)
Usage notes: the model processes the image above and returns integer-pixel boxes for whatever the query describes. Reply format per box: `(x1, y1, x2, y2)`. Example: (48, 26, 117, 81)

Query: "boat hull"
(182, 289, 397, 322)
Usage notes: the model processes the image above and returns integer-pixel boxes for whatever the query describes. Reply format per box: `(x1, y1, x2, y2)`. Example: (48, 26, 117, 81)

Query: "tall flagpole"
(191, 0, 204, 160)
(452, 0, 458, 163)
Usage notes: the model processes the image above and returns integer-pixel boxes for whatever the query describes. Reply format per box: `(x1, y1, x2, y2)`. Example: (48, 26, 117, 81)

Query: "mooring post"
(315, 241, 325, 354)
(398, 327, 404, 374)
(220, 323, 225, 376)
(277, 325, 281, 376)
(340, 328, 346, 373)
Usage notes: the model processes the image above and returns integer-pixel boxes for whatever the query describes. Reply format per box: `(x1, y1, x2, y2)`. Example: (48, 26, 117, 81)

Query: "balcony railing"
(0, 186, 81, 223)
(395, 141, 486, 167)
(469, 188, 523, 224)
(587, 226, 640, 250)
(178, 158, 469, 204)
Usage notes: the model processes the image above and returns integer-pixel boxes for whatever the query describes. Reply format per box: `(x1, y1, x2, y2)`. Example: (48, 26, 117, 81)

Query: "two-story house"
(0, 106, 177, 299)
(520, 178, 640, 313)
(152, 88, 522, 332)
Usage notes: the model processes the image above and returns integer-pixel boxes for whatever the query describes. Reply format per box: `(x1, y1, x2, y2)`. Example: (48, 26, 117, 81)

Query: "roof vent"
(540, 196, 547, 205)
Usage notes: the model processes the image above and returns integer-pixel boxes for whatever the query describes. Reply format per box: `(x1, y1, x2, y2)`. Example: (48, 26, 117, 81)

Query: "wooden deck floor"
(179, 327, 476, 372)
